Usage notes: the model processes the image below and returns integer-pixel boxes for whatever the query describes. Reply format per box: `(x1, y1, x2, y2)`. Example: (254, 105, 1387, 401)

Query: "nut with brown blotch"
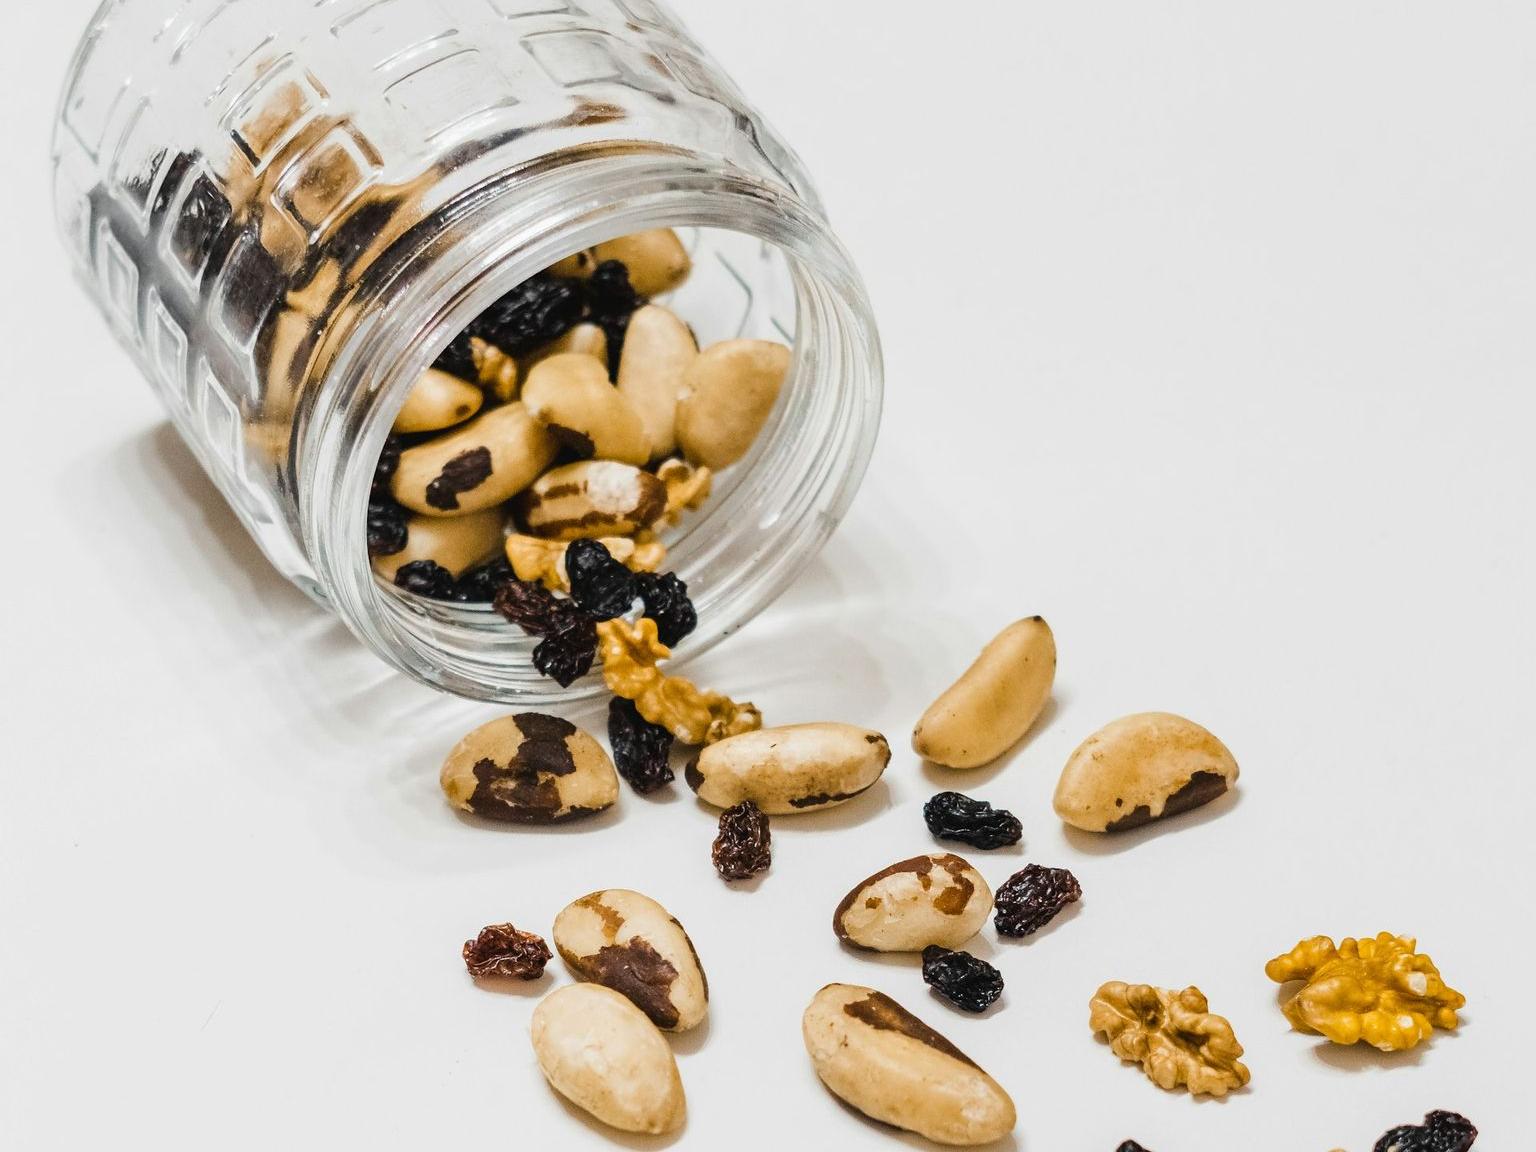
(530, 983, 686, 1135)
(833, 853, 993, 952)
(1089, 981, 1250, 1097)
(522, 352, 651, 464)
(518, 459, 668, 540)
(914, 616, 1056, 769)
(553, 889, 708, 1031)
(391, 402, 556, 516)
(675, 339, 790, 470)
(372, 506, 506, 582)
(392, 368, 483, 434)
(1054, 712, 1238, 833)
(440, 712, 618, 823)
(617, 305, 697, 458)
(685, 722, 889, 814)
(802, 983, 1016, 1146)
(593, 229, 692, 297)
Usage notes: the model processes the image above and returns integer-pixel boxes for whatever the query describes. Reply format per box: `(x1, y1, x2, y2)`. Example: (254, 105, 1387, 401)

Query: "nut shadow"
(468, 971, 556, 998)
(1306, 1027, 1455, 1072)
(666, 1012, 713, 1058)
(1060, 787, 1244, 857)
(755, 778, 896, 835)
(916, 695, 1066, 791)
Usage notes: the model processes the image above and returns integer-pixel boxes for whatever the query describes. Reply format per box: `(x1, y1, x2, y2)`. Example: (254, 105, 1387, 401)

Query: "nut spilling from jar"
(1088, 981, 1251, 1097)
(1265, 932, 1466, 1052)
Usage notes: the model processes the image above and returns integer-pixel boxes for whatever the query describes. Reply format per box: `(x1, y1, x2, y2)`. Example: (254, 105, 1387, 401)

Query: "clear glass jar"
(52, 0, 882, 702)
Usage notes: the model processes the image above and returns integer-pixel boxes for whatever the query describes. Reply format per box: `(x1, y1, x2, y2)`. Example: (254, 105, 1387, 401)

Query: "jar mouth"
(304, 146, 882, 703)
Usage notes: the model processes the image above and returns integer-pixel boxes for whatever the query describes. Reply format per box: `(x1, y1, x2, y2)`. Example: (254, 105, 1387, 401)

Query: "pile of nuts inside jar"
(423, 574, 1474, 1148)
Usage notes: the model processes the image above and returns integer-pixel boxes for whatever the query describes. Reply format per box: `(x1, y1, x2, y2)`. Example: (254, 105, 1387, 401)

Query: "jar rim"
(303, 143, 882, 703)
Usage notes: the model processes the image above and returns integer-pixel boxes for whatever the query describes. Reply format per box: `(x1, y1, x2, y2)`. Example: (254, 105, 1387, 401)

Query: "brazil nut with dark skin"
(391, 403, 557, 517)
(440, 713, 618, 823)
(834, 853, 994, 952)
(685, 723, 891, 815)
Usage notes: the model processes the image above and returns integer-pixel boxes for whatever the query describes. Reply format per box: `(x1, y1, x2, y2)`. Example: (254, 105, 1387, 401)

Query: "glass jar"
(52, 0, 882, 702)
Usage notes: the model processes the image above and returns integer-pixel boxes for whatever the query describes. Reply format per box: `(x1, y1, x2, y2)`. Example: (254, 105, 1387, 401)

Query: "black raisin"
(394, 560, 456, 600)
(372, 435, 404, 498)
(493, 579, 568, 635)
(367, 499, 408, 558)
(532, 612, 598, 687)
(993, 864, 1082, 938)
(633, 571, 697, 647)
(1116, 1143, 1153, 1152)
(921, 945, 1004, 1013)
(584, 260, 643, 374)
(566, 539, 638, 620)
(923, 791, 1023, 850)
(608, 697, 675, 794)
(434, 329, 478, 382)
(468, 273, 587, 357)
(1374, 1111, 1478, 1152)
(452, 558, 516, 603)
(462, 924, 551, 980)
(712, 800, 771, 880)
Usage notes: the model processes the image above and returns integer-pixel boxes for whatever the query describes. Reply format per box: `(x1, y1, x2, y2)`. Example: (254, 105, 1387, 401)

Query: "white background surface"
(3, 2, 1534, 1149)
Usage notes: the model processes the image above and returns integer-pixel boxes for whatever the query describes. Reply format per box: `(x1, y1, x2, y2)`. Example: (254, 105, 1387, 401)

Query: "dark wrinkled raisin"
(492, 578, 568, 635)
(395, 560, 457, 600)
(453, 558, 516, 603)
(1374, 1111, 1478, 1152)
(923, 791, 1023, 850)
(533, 612, 599, 687)
(921, 946, 1004, 1013)
(434, 329, 478, 382)
(469, 273, 587, 357)
(712, 800, 771, 880)
(566, 539, 638, 620)
(367, 499, 408, 558)
(608, 697, 674, 794)
(372, 435, 404, 498)
(462, 923, 552, 980)
(994, 864, 1082, 938)
(633, 571, 697, 647)
(1116, 1143, 1153, 1152)
(584, 259, 643, 374)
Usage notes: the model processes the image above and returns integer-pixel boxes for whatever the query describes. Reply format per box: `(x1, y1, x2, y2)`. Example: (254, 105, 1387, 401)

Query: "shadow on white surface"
(1060, 786, 1244, 856)
(450, 804, 626, 836)
(468, 971, 555, 998)
(668, 1011, 712, 1057)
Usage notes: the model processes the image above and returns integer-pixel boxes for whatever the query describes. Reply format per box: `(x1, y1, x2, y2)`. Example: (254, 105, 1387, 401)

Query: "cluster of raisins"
(921, 945, 1004, 1013)
(394, 560, 456, 600)
(584, 260, 643, 373)
(467, 273, 589, 359)
(368, 435, 410, 558)
(993, 864, 1083, 938)
(608, 697, 675, 794)
(1374, 1111, 1478, 1152)
(566, 539, 640, 620)
(491, 578, 600, 687)
(923, 791, 1022, 850)
(712, 800, 771, 881)
(462, 923, 552, 980)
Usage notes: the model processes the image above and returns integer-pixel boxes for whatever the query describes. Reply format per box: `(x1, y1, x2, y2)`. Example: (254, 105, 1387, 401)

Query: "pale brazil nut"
(675, 339, 791, 470)
(521, 353, 651, 465)
(530, 983, 686, 1136)
(371, 506, 505, 582)
(914, 616, 1057, 769)
(617, 304, 697, 459)
(391, 402, 556, 516)
(518, 459, 668, 540)
(553, 889, 708, 1031)
(592, 229, 692, 297)
(1053, 712, 1239, 833)
(439, 713, 618, 823)
(684, 723, 890, 814)
(392, 368, 483, 434)
(834, 853, 993, 952)
(802, 984, 1016, 1146)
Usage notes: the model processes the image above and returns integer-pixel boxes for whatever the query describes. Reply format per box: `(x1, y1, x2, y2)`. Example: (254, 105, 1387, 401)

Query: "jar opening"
(305, 149, 881, 703)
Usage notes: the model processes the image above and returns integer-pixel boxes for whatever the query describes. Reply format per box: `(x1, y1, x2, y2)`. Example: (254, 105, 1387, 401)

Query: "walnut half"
(1264, 932, 1465, 1052)
(1089, 981, 1250, 1097)
(597, 617, 761, 745)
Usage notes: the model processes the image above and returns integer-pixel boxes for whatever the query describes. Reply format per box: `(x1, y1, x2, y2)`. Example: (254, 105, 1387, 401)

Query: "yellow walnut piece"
(1088, 982, 1250, 1097)
(596, 618, 761, 745)
(1264, 933, 1465, 1052)
(505, 534, 667, 593)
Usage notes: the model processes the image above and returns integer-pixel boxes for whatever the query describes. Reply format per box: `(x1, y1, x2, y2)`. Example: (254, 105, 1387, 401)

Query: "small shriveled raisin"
(469, 274, 587, 358)
(1374, 1111, 1478, 1152)
(462, 923, 552, 980)
(434, 330, 478, 382)
(372, 435, 404, 497)
(712, 800, 771, 881)
(921, 945, 1004, 1013)
(1116, 1143, 1153, 1152)
(566, 539, 638, 620)
(395, 560, 456, 600)
(633, 571, 697, 647)
(367, 499, 408, 558)
(994, 864, 1082, 938)
(533, 612, 599, 687)
(608, 697, 674, 794)
(584, 260, 643, 374)
(923, 791, 1022, 850)
(453, 558, 516, 603)
(492, 578, 568, 635)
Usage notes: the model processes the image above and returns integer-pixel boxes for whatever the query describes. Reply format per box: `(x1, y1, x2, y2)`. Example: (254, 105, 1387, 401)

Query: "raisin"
(492, 578, 569, 635)
(923, 791, 1023, 850)
(565, 539, 638, 620)
(372, 435, 404, 498)
(462, 923, 552, 980)
(608, 697, 675, 794)
(584, 259, 643, 374)
(394, 560, 456, 600)
(1116, 1143, 1153, 1152)
(633, 571, 697, 647)
(469, 273, 587, 357)
(367, 499, 408, 558)
(1374, 1111, 1478, 1152)
(921, 945, 1004, 1013)
(434, 329, 478, 382)
(993, 864, 1083, 938)
(532, 612, 599, 687)
(452, 558, 516, 603)
(712, 800, 771, 881)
